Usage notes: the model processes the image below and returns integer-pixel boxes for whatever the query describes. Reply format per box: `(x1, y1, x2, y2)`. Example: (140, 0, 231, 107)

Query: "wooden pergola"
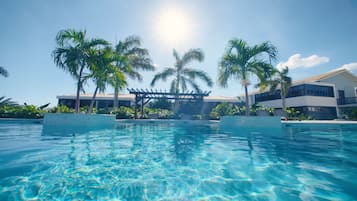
(127, 88, 211, 119)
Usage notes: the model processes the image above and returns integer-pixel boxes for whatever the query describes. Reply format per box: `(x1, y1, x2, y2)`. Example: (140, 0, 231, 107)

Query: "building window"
(254, 84, 335, 102)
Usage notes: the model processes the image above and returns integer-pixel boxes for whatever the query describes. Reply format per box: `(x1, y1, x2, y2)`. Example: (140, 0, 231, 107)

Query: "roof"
(293, 68, 357, 84)
(57, 93, 239, 103)
(203, 96, 238, 103)
(244, 68, 357, 97)
(57, 93, 135, 101)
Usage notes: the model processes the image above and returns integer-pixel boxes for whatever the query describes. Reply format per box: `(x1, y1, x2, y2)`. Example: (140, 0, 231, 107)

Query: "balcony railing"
(337, 97, 357, 105)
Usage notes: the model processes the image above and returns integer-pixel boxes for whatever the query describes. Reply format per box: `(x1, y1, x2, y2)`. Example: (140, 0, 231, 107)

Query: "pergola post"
(141, 97, 144, 118)
(134, 96, 138, 119)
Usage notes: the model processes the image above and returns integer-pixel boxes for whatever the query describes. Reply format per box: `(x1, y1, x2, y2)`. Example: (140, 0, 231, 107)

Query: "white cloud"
(336, 62, 357, 71)
(277, 54, 330, 70)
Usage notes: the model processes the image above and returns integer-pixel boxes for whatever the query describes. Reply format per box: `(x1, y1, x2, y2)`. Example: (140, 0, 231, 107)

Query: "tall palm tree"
(218, 39, 277, 116)
(151, 49, 213, 93)
(87, 47, 126, 113)
(52, 29, 108, 113)
(259, 66, 292, 116)
(0, 66, 9, 77)
(112, 36, 155, 109)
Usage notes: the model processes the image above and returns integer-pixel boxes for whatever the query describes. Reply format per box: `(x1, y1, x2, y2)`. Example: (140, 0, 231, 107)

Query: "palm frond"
(86, 38, 110, 49)
(38, 103, 50, 110)
(116, 35, 141, 54)
(173, 49, 180, 62)
(126, 47, 149, 57)
(114, 36, 154, 84)
(249, 41, 278, 62)
(150, 68, 176, 86)
(180, 48, 204, 67)
(0, 96, 18, 106)
(218, 55, 243, 87)
(183, 68, 213, 87)
(228, 39, 248, 57)
(129, 56, 155, 71)
(248, 60, 275, 82)
(0, 66, 9, 77)
(185, 78, 201, 92)
(55, 29, 86, 47)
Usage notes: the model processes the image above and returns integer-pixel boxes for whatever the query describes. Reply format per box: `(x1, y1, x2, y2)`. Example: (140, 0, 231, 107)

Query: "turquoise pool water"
(0, 120, 356, 200)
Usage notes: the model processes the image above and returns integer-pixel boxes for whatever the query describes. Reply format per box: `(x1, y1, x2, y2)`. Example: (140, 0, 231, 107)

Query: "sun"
(155, 8, 192, 45)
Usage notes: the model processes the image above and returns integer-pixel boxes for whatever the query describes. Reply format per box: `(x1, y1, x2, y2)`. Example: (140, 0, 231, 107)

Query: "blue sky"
(1, 0, 357, 106)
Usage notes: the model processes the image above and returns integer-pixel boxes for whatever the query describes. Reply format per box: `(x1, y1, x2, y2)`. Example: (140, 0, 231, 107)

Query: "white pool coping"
(282, 120, 357, 125)
(115, 119, 220, 124)
(1, 118, 357, 125)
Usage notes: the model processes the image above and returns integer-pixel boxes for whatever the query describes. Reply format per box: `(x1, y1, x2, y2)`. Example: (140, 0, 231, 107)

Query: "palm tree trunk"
(113, 86, 119, 110)
(88, 87, 99, 114)
(174, 76, 180, 115)
(282, 95, 287, 117)
(75, 65, 85, 113)
(244, 85, 250, 116)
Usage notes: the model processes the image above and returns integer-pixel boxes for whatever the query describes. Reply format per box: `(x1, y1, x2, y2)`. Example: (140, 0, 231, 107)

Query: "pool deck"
(115, 119, 220, 124)
(1, 118, 357, 126)
(282, 120, 357, 125)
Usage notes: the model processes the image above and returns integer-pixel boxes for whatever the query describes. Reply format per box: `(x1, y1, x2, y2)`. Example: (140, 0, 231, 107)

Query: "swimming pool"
(0, 120, 356, 200)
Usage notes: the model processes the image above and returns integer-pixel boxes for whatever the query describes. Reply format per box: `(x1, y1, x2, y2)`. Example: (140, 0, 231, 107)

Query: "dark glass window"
(255, 90, 281, 102)
(288, 85, 305, 97)
(58, 99, 75, 108)
(302, 84, 334, 97)
(254, 84, 335, 102)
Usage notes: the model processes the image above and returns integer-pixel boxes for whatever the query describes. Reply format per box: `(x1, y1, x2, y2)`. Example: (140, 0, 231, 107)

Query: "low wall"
(43, 113, 115, 127)
(42, 113, 116, 135)
(219, 116, 282, 133)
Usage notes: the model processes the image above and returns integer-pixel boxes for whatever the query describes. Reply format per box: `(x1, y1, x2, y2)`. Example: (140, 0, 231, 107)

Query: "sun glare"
(156, 8, 192, 45)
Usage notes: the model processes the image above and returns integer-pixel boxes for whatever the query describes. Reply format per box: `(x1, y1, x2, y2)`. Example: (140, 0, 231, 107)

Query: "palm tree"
(218, 39, 277, 116)
(260, 66, 292, 116)
(0, 66, 9, 77)
(112, 36, 155, 109)
(0, 96, 18, 106)
(87, 47, 126, 113)
(151, 49, 213, 93)
(52, 29, 108, 113)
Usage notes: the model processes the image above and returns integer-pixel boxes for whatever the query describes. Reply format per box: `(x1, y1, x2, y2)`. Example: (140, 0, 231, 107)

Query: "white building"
(57, 68, 357, 119)
(248, 68, 357, 119)
(56, 93, 239, 114)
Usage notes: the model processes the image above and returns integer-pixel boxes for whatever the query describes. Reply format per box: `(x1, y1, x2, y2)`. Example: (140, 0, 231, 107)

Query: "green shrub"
(79, 106, 96, 113)
(0, 105, 46, 119)
(286, 108, 300, 119)
(112, 106, 134, 119)
(148, 99, 172, 110)
(210, 103, 239, 119)
(255, 106, 275, 116)
(96, 107, 112, 114)
(285, 107, 312, 120)
(349, 108, 357, 120)
(145, 107, 175, 119)
(341, 107, 357, 120)
(48, 105, 75, 113)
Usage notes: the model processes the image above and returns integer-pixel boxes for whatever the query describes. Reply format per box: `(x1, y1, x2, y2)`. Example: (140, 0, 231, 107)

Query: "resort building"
(57, 93, 239, 114)
(248, 68, 357, 119)
(57, 68, 357, 119)
(57, 93, 134, 109)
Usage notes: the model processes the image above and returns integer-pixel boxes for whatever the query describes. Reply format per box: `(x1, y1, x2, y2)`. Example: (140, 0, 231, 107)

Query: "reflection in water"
(69, 134, 76, 169)
(173, 124, 211, 164)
